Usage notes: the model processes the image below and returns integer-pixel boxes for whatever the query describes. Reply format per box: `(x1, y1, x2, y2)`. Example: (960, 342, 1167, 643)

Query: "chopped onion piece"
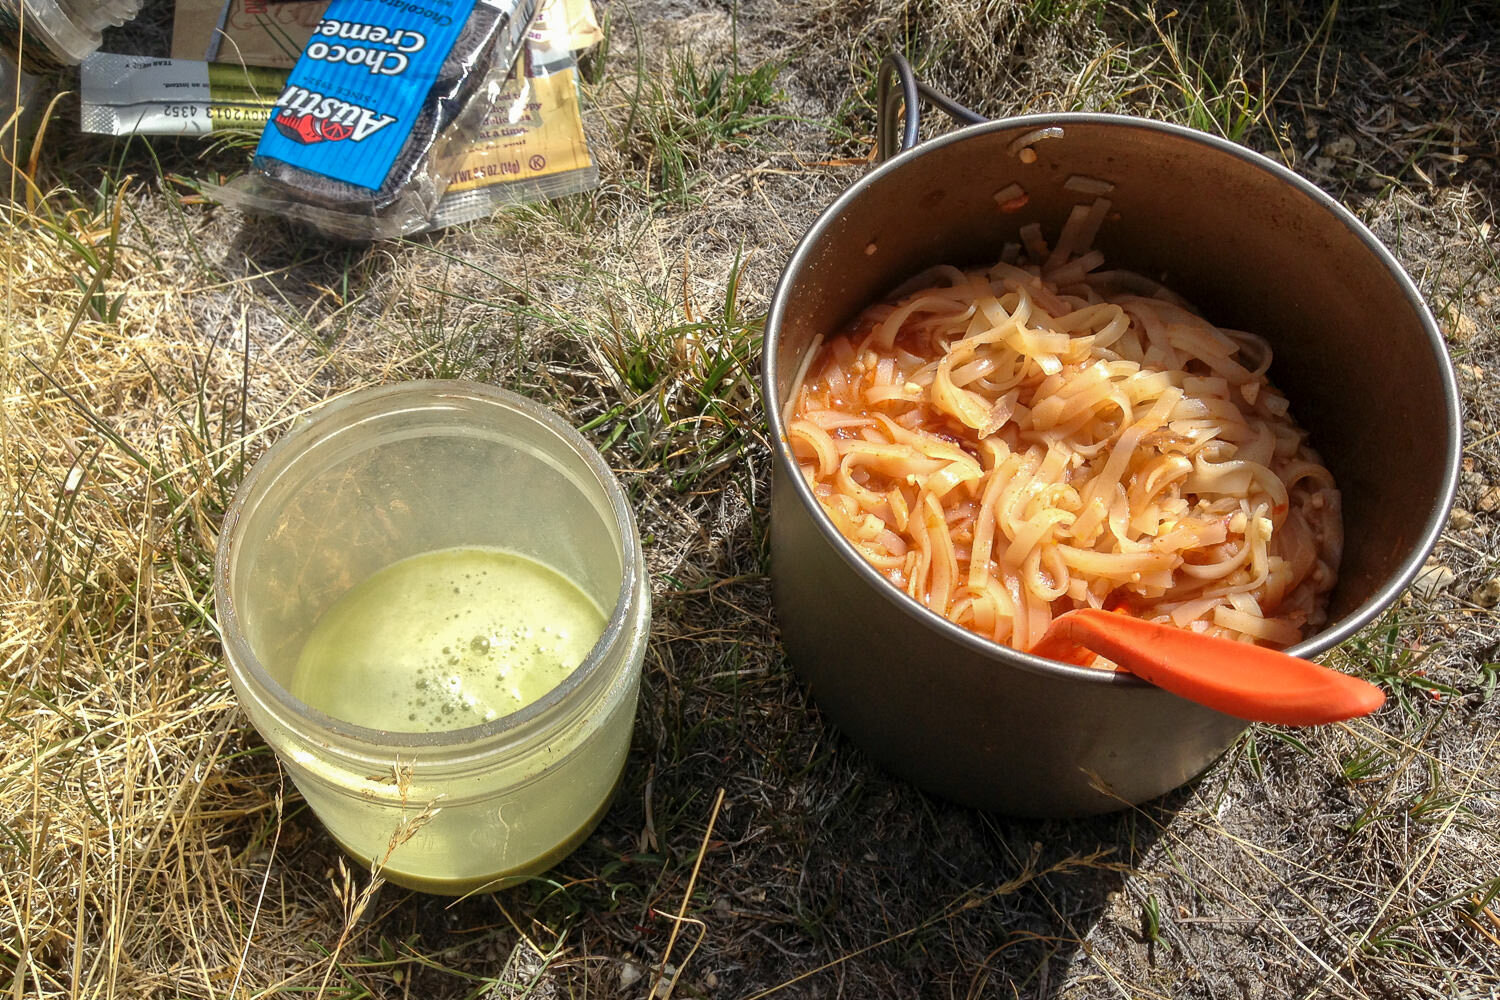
(1064, 174, 1116, 195)
(993, 183, 1025, 205)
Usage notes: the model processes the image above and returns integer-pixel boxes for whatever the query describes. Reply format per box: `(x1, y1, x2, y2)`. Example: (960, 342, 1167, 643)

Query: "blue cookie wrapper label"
(254, 0, 480, 191)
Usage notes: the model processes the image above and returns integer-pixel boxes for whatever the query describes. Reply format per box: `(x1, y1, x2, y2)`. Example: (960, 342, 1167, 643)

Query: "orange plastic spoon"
(1030, 608, 1386, 726)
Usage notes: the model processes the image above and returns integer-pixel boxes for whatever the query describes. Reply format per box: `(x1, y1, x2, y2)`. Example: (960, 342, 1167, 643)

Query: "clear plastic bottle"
(2, 48, 37, 136)
(0, 0, 141, 67)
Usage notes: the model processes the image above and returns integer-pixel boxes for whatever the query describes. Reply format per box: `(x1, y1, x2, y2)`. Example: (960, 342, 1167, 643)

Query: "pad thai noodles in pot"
(785, 201, 1341, 663)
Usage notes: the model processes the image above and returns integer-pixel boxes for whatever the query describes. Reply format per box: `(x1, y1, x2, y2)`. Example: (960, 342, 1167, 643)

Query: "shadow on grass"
(236, 495, 1209, 999)
(264, 689, 1202, 999)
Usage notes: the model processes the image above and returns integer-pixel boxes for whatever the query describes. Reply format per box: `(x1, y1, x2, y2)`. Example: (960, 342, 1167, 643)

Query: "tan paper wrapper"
(427, 56, 595, 230)
(441, 62, 587, 194)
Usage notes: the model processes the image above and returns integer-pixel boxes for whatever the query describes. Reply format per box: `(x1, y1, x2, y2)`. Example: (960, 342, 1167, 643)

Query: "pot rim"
(762, 112, 1462, 687)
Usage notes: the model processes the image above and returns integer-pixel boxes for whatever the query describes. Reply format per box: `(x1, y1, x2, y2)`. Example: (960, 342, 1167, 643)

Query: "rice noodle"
(1008, 126, 1065, 156)
(789, 232, 1342, 658)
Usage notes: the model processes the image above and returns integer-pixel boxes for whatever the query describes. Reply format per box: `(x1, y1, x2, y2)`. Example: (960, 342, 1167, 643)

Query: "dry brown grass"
(2, 0, 1498, 997)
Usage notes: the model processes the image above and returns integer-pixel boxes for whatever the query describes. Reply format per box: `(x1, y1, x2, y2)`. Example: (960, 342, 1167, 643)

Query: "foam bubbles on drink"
(288, 547, 606, 732)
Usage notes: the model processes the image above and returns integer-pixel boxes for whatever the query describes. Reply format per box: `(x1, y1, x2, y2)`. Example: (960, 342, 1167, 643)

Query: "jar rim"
(214, 380, 644, 751)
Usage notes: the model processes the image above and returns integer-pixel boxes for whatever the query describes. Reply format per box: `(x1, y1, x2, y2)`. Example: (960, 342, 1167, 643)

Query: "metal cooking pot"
(761, 56, 1462, 817)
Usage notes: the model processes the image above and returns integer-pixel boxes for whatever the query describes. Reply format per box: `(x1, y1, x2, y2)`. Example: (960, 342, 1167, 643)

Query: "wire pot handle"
(875, 51, 987, 162)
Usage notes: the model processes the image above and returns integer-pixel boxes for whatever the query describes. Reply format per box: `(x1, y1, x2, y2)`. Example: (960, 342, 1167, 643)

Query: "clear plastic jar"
(215, 382, 649, 893)
(1, 0, 142, 67)
(1, 49, 36, 135)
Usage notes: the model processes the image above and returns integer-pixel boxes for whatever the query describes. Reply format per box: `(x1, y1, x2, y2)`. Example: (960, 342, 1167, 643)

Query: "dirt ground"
(3, 0, 1498, 997)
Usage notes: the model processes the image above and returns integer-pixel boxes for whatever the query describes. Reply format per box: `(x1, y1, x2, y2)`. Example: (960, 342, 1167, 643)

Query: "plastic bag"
(78, 0, 600, 235)
(207, 0, 535, 240)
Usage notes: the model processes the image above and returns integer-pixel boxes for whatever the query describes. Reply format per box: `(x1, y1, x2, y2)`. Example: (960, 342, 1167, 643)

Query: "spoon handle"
(1032, 608, 1386, 726)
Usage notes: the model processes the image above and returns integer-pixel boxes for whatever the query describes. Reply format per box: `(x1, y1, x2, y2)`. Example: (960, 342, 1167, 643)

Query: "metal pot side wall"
(771, 477, 1248, 816)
